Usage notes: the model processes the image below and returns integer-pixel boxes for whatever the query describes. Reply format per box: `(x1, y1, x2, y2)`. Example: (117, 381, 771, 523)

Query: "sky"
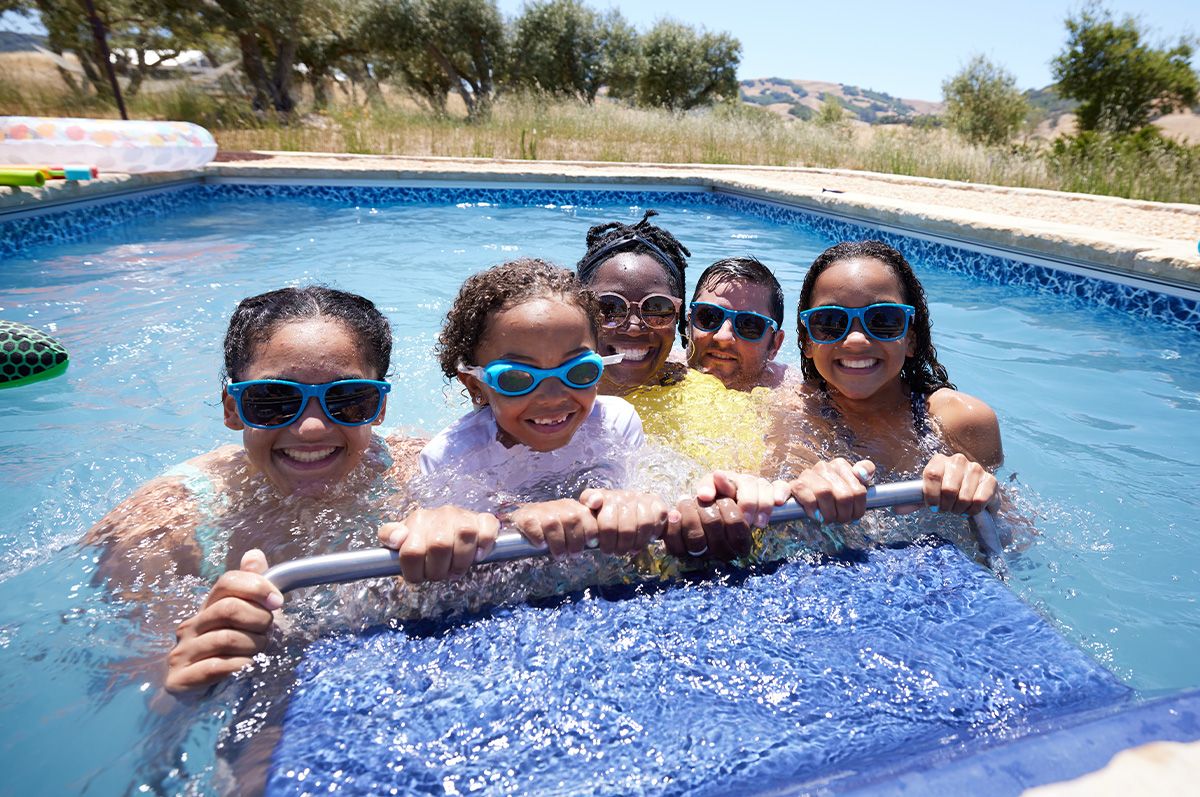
(3, 0, 1196, 101)
(496, 0, 1198, 100)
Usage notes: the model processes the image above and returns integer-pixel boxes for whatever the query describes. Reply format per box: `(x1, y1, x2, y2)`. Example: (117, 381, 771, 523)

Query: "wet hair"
(796, 240, 954, 395)
(222, 286, 392, 384)
(692, 255, 785, 325)
(436, 258, 600, 378)
(576, 210, 692, 340)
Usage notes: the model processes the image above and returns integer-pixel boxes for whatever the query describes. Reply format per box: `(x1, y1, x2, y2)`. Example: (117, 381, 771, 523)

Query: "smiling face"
(222, 317, 385, 496)
(586, 253, 678, 389)
(802, 257, 915, 402)
(459, 297, 598, 452)
(687, 278, 784, 391)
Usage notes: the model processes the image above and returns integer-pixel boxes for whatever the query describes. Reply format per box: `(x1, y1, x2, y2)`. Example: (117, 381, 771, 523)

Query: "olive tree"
(942, 55, 1029, 145)
(1051, 4, 1199, 134)
(634, 20, 740, 111)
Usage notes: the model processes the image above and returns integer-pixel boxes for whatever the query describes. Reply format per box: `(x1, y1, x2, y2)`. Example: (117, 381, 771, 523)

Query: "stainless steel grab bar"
(264, 479, 1005, 593)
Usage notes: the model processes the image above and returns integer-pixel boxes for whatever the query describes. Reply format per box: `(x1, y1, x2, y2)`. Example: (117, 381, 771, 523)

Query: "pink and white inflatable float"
(0, 116, 217, 174)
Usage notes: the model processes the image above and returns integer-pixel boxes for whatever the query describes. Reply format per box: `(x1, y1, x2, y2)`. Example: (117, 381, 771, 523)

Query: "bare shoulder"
(83, 446, 245, 549)
(84, 455, 215, 589)
(927, 388, 1003, 468)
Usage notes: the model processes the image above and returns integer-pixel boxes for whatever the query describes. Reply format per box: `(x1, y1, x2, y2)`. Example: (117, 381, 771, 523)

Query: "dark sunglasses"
(798, 303, 915, 344)
(226, 379, 391, 429)
(689, 302, 779, 342)
(597, 292, 681, 329)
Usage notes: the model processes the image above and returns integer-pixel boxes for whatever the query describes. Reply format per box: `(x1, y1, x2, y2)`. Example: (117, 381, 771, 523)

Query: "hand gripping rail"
(263, 479, 1006, 594)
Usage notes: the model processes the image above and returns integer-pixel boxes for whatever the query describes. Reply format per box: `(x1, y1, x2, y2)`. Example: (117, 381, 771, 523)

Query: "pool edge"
(2, 154, 1197, 292)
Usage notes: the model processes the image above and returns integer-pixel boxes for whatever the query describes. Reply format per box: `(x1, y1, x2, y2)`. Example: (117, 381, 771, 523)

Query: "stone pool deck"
(2, 151, 1199, 292)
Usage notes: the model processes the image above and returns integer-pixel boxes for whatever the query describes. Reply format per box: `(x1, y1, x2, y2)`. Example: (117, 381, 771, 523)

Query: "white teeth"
(531, 414, 570, 426)
(613, 346, 651, 362)
(839, 358, 879, 369)
(282, 447, 336, 462)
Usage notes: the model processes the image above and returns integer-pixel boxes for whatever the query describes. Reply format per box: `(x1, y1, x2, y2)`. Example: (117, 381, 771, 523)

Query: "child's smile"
(463, 297, 600, 452)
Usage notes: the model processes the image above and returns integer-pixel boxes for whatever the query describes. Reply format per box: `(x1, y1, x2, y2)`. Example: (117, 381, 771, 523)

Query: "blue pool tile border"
(2, 182, 1197, 333)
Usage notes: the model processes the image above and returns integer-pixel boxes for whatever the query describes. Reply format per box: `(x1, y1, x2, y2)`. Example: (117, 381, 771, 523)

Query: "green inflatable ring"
(0, 320, 69, 389)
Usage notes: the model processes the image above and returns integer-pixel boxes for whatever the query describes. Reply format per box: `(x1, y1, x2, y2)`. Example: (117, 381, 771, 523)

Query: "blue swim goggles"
(798, 303, 915, 344)
(226, 379, 391, 429)
(458, 350, 623, 397)
(689, 302, 779, 341)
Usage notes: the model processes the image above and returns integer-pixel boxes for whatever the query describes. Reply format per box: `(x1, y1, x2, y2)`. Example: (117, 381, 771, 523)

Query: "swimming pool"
(0, 181, 1197, 794)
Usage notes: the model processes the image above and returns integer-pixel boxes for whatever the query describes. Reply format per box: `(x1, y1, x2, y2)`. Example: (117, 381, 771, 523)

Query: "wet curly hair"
(436, 258, 600, 378)
(576, 209, 692, 341)
(796, 240, 955, 396)
(222, 285, 392, 384)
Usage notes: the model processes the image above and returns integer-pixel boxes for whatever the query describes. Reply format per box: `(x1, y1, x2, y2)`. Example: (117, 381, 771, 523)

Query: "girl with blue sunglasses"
(774, 241, 1005, 559)
(379, 259, 683, 580)
(86, 286, 425, 695)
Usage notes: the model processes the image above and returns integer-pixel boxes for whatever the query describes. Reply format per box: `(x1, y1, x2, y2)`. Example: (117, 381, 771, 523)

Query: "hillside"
(740, 77, 943, 123)
(740, 77, 1199, 143)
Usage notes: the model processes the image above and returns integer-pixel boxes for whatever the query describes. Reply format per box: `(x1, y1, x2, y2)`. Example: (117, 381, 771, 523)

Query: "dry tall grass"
(2, 66, 1196, 205)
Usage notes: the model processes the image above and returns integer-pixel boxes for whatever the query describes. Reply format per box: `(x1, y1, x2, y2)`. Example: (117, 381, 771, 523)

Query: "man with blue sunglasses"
(686, 256, 788, 392)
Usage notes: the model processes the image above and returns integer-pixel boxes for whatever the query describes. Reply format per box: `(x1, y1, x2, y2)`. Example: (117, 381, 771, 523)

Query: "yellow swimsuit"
(623, 370, 772, 474)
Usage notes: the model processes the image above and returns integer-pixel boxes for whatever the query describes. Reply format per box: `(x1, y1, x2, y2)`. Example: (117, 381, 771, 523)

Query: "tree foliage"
(942, 54, 1028, 146)
(11, 0, 741, 119)
(816, 93, 845, 125)
(634, 20, 740, 111)
(509, 0, 604, 101)
(366, 0, 505, 119)
(1051, 3, 1199, 134)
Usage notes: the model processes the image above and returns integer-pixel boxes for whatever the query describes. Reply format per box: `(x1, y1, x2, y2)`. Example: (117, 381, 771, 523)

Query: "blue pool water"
(0, 184, 1198, 794)
(269, 543, 1128, 796)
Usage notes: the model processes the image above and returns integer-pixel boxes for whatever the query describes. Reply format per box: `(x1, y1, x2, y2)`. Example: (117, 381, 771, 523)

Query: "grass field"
(2, 57, 1197, 206)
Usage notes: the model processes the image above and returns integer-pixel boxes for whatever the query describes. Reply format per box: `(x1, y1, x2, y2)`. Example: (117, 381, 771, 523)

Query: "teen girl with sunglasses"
(778, 240, 1002, 533)
(86, 286, 423, 693)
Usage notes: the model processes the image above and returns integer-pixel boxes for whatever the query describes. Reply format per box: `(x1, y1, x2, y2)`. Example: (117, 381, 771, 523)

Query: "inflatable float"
(0, 116, 216, 174)
(0, 321, 69, 389)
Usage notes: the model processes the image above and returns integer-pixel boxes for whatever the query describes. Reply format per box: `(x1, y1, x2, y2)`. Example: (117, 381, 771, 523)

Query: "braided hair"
(796, 240, 954, 397)
(576, 210, 692, 341)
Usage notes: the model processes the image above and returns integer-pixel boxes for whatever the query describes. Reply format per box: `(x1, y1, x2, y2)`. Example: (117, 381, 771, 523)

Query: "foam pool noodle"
(0, 169, 47, 187)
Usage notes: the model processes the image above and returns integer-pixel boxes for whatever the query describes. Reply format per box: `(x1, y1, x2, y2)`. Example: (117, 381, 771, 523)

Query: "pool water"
(0, 185, 1198, 794)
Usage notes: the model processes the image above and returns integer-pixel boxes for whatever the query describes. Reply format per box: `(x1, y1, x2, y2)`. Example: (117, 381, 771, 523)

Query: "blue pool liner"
(841, 688, 1200, 796)
(266, 541, 1132, 796)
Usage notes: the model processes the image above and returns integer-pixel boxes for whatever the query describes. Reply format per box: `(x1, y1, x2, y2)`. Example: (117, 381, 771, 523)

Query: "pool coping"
(1, 152, 1198, 293)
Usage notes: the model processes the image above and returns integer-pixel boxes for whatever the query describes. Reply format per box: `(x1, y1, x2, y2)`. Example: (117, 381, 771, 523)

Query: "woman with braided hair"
(576, 211, 791, 563)
(576, 210, 773, 475)
(576, 210, 693, 392)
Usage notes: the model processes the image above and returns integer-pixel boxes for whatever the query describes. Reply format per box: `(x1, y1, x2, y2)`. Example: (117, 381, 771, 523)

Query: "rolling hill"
(739, 77, 943, 123)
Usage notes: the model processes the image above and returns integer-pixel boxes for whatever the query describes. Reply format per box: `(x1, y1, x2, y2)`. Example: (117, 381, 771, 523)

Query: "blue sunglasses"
(226, 379, 391, 429)
(458, 350, 623, 397)
(689, 302, 779, 341)
(798, 303, 915, 344)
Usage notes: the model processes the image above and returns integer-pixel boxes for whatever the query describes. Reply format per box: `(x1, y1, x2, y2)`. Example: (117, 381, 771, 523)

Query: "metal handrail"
(263, 479, 1006, 593)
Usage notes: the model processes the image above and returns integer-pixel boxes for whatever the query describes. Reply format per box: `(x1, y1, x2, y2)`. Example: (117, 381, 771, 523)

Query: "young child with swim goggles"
(378, 258, 681, 584)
